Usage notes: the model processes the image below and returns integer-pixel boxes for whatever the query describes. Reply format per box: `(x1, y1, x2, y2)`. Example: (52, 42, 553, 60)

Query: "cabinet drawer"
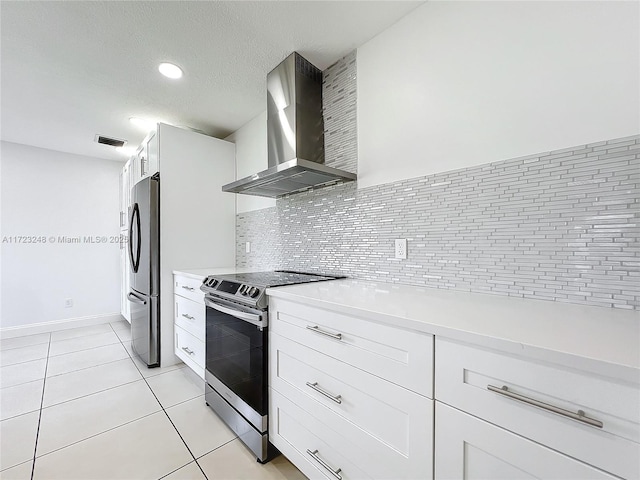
(174, 275, 204, 304)
(270, 389, 371, 480)
(270, 333, 432, 479)
(435, 402, 618, 480)
(435, 338, 640, 479)
(174, 295, 205, 340)
(269, 298, 433, 397)
(175, 325, 204, 369)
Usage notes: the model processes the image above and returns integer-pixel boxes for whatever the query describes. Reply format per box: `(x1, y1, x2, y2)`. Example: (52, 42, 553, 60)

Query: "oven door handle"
(204, 298, 266, 327)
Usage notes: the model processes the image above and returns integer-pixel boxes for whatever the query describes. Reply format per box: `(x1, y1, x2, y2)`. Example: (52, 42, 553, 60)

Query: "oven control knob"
(239, 285, 248, 295)
(209, 279, 218, 287)
(250, 288, 260, 298)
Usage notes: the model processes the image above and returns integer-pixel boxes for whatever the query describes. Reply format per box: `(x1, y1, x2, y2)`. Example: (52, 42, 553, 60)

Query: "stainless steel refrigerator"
(127, 173, 160, 367)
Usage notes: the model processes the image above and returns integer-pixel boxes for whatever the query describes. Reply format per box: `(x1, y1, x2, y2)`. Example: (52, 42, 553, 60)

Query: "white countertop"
(267, 279, 640, 383)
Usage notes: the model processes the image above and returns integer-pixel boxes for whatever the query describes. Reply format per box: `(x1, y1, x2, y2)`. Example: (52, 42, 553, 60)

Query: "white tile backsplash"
(235, 51, 639, 310)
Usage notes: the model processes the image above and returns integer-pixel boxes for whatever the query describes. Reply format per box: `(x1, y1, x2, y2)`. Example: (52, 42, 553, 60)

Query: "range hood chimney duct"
(222, 52, 356, 198)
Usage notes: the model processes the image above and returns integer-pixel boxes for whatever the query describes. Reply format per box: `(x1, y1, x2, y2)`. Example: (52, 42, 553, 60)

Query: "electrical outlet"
(64, 298, 73, 308)
(395, 239, 407, 259)
(246, 242, 251, 253)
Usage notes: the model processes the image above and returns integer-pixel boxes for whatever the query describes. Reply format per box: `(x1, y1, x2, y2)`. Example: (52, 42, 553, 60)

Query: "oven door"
(204, 296, 268, 432)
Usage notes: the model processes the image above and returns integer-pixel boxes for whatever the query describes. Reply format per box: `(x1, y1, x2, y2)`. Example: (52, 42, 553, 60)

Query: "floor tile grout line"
(0, 459, 33, 475)
(45, 354, 132, 380)
(49, 326, 119, 342)
(159, 408, 210, 480)
(30, 332, 51, 480)
(162, 392, 207, 410)
(0, 341, 50, 353)
(0, 374, 47, 393)
(48, 340, 123, 359)
(32, 410, 162, 461)
(157, 460, 200, 480)
(192, 438, 240, 480)
(195, 437, 238, 461)
(1, 323, 124, 354)
(40, 377, 144, 411)
(27, 323, 160, 468)
(4, 323, 206, 479)
(1, 354, 49, 368)
(0, 407, 42, 423)
(111, 322, 209, 480)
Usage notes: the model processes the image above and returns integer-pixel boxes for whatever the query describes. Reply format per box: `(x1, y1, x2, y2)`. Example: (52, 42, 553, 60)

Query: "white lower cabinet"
(435, 402, 618, 480)
(268, 297, 639, 480)
(175, 325, 205, 373)
(271, 389, 373, 480)
(435, 337, 640, 479)
(173, 274, 205, 379)
(269, 299, 434, 480)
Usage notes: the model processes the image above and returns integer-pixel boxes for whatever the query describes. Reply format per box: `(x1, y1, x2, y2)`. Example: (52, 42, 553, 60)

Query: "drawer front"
(174, 295, 205, 340)
(435, 337, 640, 479)
(270, 333, 433, 479)
(175, 325, 205, 369)
(269, 298, 433, 397)
(435, 402, 619, 480)
(174, 275, 204, 304)
(270, 389, 372, 480)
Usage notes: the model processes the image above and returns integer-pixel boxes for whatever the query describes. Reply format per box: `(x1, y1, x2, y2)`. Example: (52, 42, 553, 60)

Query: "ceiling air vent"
(94, 134, 126, 148)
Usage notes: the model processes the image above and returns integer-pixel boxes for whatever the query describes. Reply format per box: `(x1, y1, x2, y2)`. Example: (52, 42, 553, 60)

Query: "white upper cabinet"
(130, 129, 158, 186)
(146, 130, 158, 178)
(119, 159, 132, 230)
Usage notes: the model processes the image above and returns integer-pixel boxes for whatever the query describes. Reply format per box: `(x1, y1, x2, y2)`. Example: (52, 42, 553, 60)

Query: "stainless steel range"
(200, 270, 341, 463)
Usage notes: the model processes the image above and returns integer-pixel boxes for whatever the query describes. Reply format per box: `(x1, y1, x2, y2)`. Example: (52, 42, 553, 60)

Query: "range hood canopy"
(222, 52, 356, 198)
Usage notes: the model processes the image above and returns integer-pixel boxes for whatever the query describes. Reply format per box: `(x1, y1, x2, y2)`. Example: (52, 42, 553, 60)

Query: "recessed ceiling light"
(129, 117, 157, 131)
(158, 62, 183, 79)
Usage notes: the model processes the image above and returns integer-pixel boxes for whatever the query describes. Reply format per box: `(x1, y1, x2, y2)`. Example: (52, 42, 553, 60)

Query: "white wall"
(225, 112, 275, 213)
(1, 141, 122, 328)
(357, 1, 639, 188)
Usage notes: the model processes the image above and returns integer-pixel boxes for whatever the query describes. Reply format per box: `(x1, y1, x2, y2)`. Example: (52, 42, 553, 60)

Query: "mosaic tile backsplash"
(237, 135, 640, 310)
(322, 50, 357, 173)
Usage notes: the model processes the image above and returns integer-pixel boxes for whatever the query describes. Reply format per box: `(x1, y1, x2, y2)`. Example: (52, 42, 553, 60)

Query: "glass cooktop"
(214, 270, 342, 288)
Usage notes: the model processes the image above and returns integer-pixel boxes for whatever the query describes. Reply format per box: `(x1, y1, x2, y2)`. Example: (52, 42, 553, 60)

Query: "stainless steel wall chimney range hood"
(222, 53, 357, 198)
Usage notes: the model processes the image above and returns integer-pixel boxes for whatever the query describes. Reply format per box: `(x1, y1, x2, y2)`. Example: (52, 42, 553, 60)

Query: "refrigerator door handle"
(127, 291, 147, 305)
(129, 203, 141, 273)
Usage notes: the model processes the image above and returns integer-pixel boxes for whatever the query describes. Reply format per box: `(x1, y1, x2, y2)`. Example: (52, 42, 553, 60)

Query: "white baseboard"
(0, 313, 124, 339)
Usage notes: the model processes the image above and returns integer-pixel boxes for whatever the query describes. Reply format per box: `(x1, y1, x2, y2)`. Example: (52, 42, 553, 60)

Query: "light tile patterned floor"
(0, 321, 306, 480)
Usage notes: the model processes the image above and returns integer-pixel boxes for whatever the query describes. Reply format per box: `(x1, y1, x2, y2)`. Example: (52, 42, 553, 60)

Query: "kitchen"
(1, 1, 638, 479)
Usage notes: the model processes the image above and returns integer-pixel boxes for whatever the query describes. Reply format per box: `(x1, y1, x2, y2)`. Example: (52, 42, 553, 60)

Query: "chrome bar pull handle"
(487, 385, 603, 428)
(306, 325, 342, 340)
(181, 347, 194, 355)
(181, 285, 195, 291)
(306, 382, 342, 404)
(306, 449, 342, 480)
(181, 313, 195, 320)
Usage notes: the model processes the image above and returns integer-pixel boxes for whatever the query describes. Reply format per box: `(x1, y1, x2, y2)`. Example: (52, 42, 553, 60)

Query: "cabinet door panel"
(174, 295, 205, 339)
(435, 337, 640, 479)
(270, 298, 433, 397)
(174, 275, 205, 304)
(435, 402, 618, 480)
(175, 325, 205, 370)
(270, 389, 372, 480)
(270, 332, 433, 479)
(146, 131, 158, 176)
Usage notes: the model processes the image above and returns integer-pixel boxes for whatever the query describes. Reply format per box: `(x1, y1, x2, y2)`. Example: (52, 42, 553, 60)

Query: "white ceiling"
(1, 1, 423, 162)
